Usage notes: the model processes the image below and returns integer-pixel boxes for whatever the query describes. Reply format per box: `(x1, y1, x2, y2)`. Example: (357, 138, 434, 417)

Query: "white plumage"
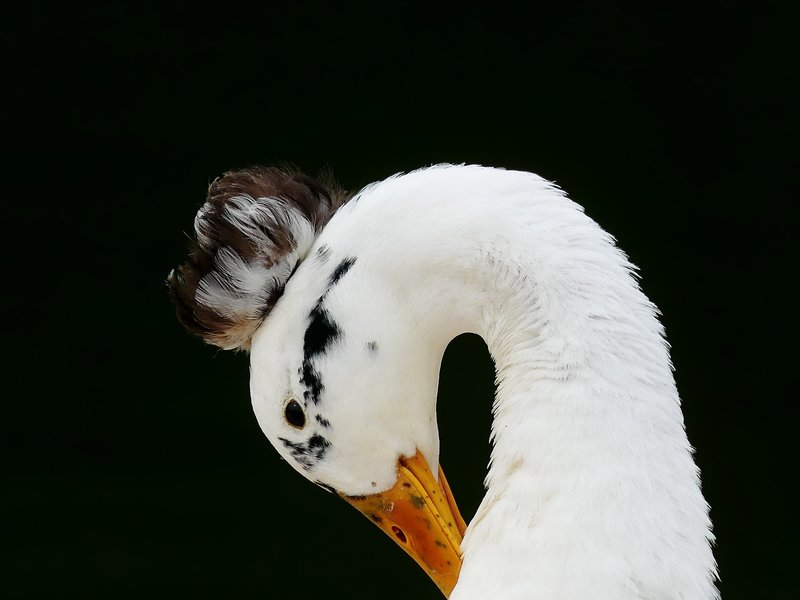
(172, 164, 718, 600)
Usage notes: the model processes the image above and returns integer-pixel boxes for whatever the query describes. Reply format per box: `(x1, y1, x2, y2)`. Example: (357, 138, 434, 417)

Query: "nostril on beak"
(391, 526, 407, 544)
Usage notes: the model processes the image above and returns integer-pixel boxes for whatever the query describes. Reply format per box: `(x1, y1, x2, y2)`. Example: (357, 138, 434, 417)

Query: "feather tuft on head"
(168, 166, 349, 350)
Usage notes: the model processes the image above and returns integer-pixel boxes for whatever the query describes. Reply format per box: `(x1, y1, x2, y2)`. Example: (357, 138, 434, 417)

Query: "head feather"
(168, 166, 349, 350)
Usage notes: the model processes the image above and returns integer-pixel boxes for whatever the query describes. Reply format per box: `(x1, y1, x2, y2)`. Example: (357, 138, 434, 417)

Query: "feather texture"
(171, 164, 718, 599)
(168, 167, 349, 349)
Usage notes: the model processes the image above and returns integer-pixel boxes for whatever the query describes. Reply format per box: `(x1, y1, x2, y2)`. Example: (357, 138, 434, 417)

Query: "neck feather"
(332, 165, 718, 599)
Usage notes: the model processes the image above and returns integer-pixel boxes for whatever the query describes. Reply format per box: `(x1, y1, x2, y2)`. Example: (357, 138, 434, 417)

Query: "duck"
(168, 164, 718, 600)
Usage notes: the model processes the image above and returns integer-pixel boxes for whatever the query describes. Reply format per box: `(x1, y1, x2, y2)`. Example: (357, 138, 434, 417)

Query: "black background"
(6, 1, 797, 598)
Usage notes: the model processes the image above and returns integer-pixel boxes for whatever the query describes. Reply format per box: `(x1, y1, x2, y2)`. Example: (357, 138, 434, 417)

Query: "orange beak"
(342, 451, 467, 597)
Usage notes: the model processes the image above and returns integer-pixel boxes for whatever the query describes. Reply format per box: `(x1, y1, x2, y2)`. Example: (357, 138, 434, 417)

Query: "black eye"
(284, 400, 306, 428)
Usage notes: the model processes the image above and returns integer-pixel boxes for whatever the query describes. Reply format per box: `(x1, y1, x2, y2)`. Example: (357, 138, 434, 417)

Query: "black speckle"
(370, 514, 383, 523)
(366, 341, 378, 352)
(300, 304, 341, 404)
(278, 434, 331, 470)
(296, 256, 355, 406)
(315, 414, 331, 428)
(300, 362, 324, 405)
(329, 257, 356, 286)
(316, 244, 332, 262)
(308, 434, 330, 452)
(304, 304, 341, 359)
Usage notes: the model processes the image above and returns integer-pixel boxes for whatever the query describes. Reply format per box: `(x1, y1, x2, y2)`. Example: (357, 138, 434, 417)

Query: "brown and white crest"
(168, 166, 349, 350)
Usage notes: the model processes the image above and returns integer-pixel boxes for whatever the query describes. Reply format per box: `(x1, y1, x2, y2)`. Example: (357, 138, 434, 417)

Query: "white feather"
(249, 164, 718, 600)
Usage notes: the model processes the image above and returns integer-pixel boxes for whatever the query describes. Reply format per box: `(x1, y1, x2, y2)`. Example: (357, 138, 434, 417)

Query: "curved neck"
(331, 166, 717, 599)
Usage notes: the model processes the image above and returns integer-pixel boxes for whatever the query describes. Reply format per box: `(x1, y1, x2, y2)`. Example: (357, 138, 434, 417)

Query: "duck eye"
(284, 400, 306, 428)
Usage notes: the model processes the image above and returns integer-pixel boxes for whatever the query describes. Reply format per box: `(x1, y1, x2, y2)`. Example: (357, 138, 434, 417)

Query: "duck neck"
(458, 246, 718, 599)
(458, 233, 717, 600)
(340, 166, 717, 598)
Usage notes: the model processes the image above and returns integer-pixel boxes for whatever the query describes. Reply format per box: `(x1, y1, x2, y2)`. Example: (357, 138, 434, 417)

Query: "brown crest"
(167, 166, 350, 350)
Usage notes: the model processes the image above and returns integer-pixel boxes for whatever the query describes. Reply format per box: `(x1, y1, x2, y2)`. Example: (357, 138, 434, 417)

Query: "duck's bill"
(342, 451, 467, 598)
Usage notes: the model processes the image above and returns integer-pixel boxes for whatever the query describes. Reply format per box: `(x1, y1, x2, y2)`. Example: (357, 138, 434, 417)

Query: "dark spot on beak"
(391, 526, 407, 544)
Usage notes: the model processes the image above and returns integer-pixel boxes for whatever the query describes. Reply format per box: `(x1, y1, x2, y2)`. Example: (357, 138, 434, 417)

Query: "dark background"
(6, 1, 796, 598)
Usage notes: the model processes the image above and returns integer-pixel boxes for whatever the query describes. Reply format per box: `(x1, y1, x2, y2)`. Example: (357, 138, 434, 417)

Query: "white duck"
(168, 164, 718, 600)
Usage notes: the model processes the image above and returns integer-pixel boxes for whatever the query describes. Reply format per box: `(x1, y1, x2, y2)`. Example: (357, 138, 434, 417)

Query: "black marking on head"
(300, 362, 323, 405)
(297, 256, 356, 405)
(304, 304, 341, 360)
(278, 434, 331, 470)
(316, 244, 332, 263)
(329, 257, 356, 287)
(315, 481, 338, 494)
(299, 303, 341, 404)
(366, 341, 378, 352)
(315, 414, 331, 428)
(308, 434, 329, 452)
